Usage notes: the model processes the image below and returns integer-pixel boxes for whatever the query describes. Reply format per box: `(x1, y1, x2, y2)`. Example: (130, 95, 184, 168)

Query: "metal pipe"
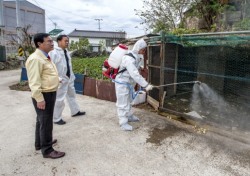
(182, 31, 250, 37)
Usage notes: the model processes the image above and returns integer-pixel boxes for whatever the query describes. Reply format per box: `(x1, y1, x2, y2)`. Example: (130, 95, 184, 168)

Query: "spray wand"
(151, 81, 201, 89)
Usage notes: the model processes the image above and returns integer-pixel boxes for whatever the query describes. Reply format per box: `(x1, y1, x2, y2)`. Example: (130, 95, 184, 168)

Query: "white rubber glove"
(102, 67, 107, 72)
(145, 84, 153, 91)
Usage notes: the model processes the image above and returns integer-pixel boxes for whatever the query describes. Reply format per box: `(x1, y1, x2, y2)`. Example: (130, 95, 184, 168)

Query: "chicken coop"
(147, 31, 250, 132)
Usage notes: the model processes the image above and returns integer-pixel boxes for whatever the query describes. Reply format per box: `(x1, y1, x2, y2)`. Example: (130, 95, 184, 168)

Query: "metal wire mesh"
(148, 32, 250, 131)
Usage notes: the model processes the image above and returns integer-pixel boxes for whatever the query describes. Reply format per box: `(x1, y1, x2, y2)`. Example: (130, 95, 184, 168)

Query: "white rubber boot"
(128, 115, 139, 122)
(120, 123, 133, 131)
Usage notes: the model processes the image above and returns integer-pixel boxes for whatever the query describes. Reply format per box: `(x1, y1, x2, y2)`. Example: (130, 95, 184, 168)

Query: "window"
(106, 39, 112, 47)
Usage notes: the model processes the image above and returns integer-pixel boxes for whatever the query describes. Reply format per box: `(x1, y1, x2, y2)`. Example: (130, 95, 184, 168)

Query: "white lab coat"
(49, 46, 80, 122)
(115, 39, 148, 126)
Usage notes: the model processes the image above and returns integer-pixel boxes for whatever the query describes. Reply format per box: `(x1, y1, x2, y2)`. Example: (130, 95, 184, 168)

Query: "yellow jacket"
(25, 49, 59, 102)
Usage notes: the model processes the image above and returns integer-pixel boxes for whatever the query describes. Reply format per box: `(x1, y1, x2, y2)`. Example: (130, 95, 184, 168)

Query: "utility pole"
(95, 18, 103, 31)
(16, 0, 25, 66)
(0, 0, 4, 27)
(53, 22, 57, 29)
(16, 0, 21, 45)
(0, 0, 4, 46)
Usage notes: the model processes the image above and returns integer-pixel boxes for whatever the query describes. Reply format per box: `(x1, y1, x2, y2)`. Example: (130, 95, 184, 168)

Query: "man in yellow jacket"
(25, 33, 65, 159)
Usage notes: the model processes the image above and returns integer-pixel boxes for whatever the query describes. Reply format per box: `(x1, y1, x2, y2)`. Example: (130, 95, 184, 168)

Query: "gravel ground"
(0, 69, 250, 176)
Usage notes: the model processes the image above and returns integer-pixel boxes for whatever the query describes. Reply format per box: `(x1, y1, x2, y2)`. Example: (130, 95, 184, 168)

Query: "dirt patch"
(0, 58, 21, 70)
(146, 125, 182, 145)
(133, 102, 157, 112)
(9, 81, 30, 91)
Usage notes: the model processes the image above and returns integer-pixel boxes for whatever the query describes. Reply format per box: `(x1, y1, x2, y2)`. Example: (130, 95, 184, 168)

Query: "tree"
(233, 18, 250, 30)
(79, 38, 90, 50)
(99, 40, 106, 52)
(135, 0, 235, 33)
(135, 0, 195, 33)
(190, 0, 226, 31)
(69, 38, 90, 50)
(230, 0, 250, 31)
(9, 25, 35, 58)
(69, 38, 93, 57)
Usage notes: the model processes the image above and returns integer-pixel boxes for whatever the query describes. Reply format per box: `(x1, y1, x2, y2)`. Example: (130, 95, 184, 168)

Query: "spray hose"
(110, 75, 143, 100)
(110, 73, 201, 96)
(152, 81, 201, 89)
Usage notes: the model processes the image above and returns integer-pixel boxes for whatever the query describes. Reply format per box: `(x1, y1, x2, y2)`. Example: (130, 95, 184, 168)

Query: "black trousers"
(32, 91, 56, 155)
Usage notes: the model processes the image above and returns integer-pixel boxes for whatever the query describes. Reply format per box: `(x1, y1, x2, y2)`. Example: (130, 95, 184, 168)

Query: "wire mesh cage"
(148, 32, 250, 131)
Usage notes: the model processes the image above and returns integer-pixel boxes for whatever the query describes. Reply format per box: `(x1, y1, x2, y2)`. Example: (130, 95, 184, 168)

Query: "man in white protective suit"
(49, 35, 85, 125)
(115, 38, 153, 131)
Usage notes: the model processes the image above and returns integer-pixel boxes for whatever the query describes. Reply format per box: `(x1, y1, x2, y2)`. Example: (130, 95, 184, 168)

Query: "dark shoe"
(35, 139, 57, 150)
(72, 111, 86, 117)
(54, 119, 66, 125)
(43, 150, 65, 159)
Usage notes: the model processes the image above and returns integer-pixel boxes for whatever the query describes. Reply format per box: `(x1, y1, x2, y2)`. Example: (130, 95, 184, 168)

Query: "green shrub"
(72, 56, 107, 80)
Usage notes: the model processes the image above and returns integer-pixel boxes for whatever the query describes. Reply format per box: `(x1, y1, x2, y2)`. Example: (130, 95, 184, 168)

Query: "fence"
(20, 68, 85, 95)
(147, 31, 250, 132)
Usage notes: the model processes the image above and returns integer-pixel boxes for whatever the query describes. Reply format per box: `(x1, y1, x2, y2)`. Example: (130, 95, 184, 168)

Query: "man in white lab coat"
(49, 35, 85, 125)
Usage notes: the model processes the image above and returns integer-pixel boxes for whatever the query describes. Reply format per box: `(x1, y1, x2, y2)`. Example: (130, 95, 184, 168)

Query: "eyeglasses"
(45, 40, 54, 44)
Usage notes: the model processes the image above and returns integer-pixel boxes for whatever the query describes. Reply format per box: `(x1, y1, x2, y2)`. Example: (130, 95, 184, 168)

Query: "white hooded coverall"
(115, 39, 149, 126)
(49, 46, 80, 122)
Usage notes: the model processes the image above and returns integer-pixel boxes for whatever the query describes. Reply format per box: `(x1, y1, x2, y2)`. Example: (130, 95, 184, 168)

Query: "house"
(68, 29, 126, 52)
(0, 0, 45, 53)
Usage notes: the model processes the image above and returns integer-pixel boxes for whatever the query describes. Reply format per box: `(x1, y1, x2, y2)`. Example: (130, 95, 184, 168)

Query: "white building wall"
(88, 38, 102, 45)
(4, 6, 16, 32)
(3, 2, 45, 34)
(69, 37, 107, 45)
(69, 37, 79, 43)
(69, 37, 104, 44)
(2, 1, 45, 54)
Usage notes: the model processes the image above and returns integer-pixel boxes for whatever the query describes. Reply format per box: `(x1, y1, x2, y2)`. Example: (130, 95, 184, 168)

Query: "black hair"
(57, 35, 69, 42)
(33, 33, 50, 48)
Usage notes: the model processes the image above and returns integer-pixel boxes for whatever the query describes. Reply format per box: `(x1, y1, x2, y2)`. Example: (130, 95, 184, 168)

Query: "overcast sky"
(26, 0, 147, 38)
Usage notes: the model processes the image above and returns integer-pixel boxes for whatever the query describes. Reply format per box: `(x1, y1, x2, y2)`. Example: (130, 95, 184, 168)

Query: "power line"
(29, 0, 95, 33)
(29, 0, 91, 20)
(27, 0, 139, 35)
(30, 0, 55, 25)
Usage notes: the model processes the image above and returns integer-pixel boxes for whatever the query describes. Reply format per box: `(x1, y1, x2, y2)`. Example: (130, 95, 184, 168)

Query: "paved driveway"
(0, 69, 250, 176)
